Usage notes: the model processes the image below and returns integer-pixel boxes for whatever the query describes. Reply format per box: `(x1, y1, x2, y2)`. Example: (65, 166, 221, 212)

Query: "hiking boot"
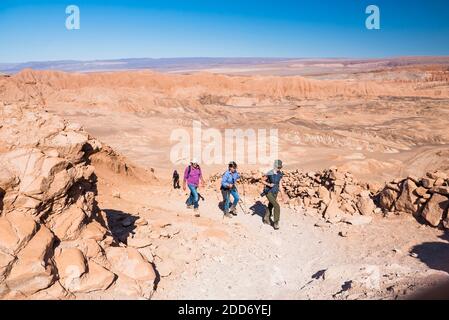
(194, 208, 200, 217)
(224, 213, 233, 218)
(273, 222, 280, 230)
(186, 205, 193, 209)
(230, 205, 237, 216)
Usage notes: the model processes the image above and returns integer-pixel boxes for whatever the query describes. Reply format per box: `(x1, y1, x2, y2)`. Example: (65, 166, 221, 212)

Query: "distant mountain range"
(1, 56, 448, 75)
(0, 57, 299, 74)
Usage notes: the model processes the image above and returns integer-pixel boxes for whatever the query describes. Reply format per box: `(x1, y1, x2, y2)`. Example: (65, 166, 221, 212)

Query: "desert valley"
(1, 57, 449, 300)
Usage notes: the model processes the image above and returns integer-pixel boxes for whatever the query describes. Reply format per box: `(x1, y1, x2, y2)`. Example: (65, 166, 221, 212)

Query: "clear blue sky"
(1, 0, 449, 63)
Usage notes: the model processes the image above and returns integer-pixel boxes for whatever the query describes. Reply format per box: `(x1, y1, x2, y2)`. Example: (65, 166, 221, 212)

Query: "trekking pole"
(240, 181, 250, 214)
(238, 200, 248, 215)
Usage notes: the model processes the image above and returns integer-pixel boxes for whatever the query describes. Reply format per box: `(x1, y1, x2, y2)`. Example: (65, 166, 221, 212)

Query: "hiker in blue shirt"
(220, 161, 240, 218)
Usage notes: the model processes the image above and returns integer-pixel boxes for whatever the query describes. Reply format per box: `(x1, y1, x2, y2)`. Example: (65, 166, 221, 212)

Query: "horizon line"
(3, 55, 449, 65)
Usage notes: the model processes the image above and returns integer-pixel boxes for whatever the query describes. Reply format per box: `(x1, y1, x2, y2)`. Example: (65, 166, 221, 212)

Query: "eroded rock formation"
(0, 103, 157, 299)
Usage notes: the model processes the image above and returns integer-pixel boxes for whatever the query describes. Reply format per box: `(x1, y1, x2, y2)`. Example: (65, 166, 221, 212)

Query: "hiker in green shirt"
(260, 160, 285, 230)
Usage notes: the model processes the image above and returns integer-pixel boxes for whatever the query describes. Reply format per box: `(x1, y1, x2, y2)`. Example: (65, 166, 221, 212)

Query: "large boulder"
(356, 192, 376, 216)
(0, 213, 38, 255)
(395, 179, 419, 215)
(421, 194, 449, 227)
(105, 247, 157, 299)
(378, 188, 399, 211)
(74, 260, 115, 293)
(323, 196, 345, 223)
(430, 186, 449, 196)
(43, 131, 90, 163)
(5, 226, 56, 296)
(105, 247, 156, 283)
(55, 248, 115, 294)
(49, 206, 87, 241)
(54, 247, 88, 290)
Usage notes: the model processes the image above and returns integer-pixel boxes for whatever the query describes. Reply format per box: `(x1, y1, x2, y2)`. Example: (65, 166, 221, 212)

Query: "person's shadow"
(411, 232, 449, 274)
(103, 209, 138, 245)
(408, 231, 449, 299)
(217, 200, 224, 212)
(249, 201, 267, 218)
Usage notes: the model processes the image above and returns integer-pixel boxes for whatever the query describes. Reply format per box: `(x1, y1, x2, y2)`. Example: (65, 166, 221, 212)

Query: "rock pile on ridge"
(0, 103, 157, 299)
(281, 168, 380, 219)
(376, 171, 449, 228)
(211, 167, 449, 229)
(210, 167, 380, 224)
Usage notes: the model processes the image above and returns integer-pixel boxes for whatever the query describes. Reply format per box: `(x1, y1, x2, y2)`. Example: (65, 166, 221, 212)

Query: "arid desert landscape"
(1, 57, 449, 300)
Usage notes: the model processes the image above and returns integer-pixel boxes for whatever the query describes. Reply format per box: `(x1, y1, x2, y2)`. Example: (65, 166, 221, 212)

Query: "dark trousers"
(266, 192, 280, 223)
(173, 178, 180, 189)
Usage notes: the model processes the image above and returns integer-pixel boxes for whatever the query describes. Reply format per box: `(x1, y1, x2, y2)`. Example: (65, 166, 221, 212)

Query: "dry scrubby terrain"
(1, 60, 449, 299)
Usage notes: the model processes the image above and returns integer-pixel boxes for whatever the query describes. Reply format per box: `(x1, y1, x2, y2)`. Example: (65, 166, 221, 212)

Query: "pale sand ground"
(95, 170, 449, 300)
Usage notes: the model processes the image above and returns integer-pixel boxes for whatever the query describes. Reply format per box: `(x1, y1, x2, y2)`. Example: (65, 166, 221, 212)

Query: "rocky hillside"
(0, 103, 158, 299)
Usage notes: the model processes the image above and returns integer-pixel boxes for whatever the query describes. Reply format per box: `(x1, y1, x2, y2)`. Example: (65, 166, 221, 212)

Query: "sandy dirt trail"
(95, 174, 449, 300)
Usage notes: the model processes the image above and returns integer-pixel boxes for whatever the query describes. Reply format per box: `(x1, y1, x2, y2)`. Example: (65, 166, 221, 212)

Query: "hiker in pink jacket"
(182, 158, 205, 217)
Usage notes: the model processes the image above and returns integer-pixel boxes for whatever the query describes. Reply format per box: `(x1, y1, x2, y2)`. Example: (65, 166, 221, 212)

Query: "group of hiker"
(173, 159, 285, 230)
